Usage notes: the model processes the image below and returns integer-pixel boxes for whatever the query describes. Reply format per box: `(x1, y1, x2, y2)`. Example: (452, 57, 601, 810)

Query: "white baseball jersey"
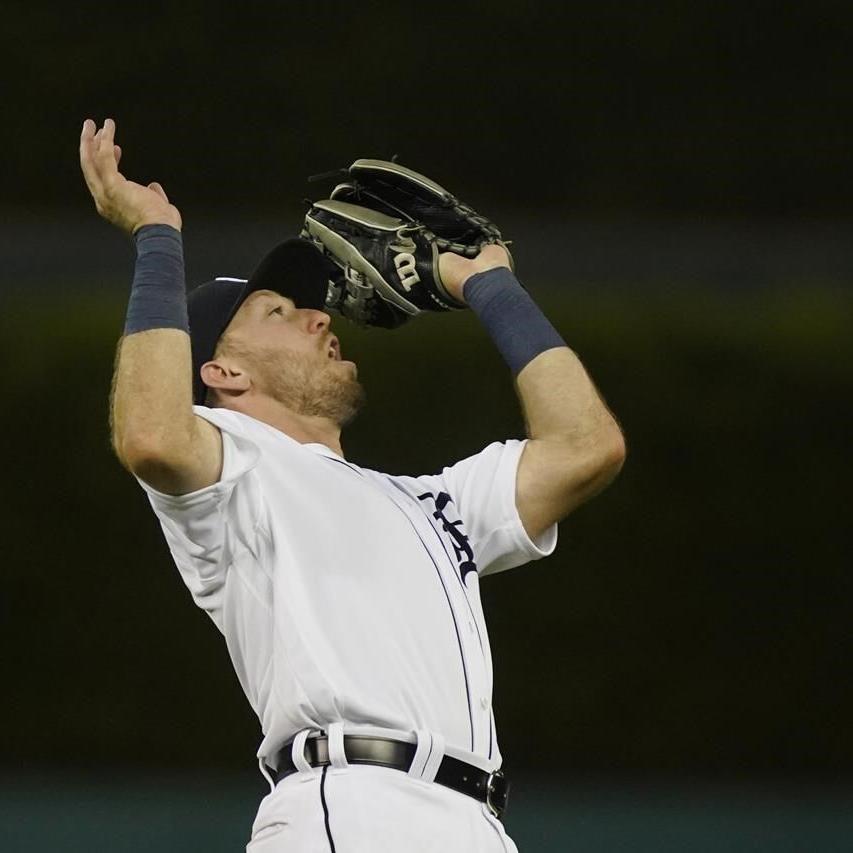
(137, 405, 557, 831)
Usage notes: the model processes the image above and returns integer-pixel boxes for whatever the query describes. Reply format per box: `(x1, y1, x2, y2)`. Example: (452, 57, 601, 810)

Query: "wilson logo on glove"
(393, 252, 420, 291)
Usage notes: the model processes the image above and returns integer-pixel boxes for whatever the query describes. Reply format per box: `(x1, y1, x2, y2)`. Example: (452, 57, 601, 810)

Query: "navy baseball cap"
(187, 237, 338, 404)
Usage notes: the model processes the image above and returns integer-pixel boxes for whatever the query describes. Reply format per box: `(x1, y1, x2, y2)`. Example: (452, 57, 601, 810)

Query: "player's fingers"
(114, 144, 122, 168)
(93, 122, 107, 157)
(79, 119, 104, 195)
(79, 119, 95, 163)
(80, 117, 96, 143)
(94, 119, 119, 175)
(148, 181, 168, 203)
(101, 117, 116, 147)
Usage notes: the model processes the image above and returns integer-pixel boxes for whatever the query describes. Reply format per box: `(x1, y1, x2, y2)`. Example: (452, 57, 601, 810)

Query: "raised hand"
(438, 243, 511, 304)
(79, 118, 182, 235)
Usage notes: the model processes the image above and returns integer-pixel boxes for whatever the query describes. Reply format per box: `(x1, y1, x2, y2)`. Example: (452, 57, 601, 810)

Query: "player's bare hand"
(79, 118, 182, 235)
(438, 243, 510, 304)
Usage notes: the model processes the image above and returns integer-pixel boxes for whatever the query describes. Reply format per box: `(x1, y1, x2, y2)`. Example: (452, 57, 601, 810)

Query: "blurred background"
(2, 1, 851, 850)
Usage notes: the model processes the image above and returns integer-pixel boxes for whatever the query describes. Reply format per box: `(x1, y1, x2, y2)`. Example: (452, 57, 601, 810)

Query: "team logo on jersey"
(418, 491, 478, 581)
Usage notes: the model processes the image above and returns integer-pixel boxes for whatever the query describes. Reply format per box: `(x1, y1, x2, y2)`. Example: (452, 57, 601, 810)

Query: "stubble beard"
(256, 346, 366, 428)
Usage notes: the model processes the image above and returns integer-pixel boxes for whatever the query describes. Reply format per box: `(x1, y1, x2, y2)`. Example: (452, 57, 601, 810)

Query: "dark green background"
(4, 1, 853, 218)
(2, 2, 851, 849)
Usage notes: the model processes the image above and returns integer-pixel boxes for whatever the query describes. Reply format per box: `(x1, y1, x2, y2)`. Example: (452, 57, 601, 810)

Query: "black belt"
(267, 734, 510, 820)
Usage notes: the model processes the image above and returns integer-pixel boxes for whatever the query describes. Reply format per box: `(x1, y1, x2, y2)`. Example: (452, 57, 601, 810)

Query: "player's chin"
(331, 375, 367, 427)
(331, 357, 358, 375)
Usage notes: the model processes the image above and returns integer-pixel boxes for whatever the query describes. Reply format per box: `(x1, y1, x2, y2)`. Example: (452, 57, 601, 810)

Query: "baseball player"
(80, 117, 625, 852)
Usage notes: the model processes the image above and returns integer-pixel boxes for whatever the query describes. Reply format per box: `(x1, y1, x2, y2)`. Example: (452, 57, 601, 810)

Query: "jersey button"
(480, 696, 489, 710)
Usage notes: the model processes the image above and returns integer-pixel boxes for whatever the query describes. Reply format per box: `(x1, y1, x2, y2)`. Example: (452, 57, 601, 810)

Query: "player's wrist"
(132, 215, 182, 235)
(124, 226, 189, 336)
(465, 267, 566, 376)
(133, 224, 183, 247)
(439, 248, 510, 304)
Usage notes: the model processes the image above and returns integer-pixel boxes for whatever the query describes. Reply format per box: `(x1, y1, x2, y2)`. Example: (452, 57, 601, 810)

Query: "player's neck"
(221, 396, 346, 457)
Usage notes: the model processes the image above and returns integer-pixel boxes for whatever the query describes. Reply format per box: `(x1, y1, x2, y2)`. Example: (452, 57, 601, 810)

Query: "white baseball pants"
(247, 729, 519, 852)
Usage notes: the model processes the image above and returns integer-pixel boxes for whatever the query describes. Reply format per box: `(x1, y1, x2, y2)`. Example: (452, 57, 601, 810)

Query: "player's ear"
(200, 359, 251, 395)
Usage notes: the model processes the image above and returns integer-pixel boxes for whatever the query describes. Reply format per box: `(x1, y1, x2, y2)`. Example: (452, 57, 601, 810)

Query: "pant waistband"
(266, 733, 510, 821)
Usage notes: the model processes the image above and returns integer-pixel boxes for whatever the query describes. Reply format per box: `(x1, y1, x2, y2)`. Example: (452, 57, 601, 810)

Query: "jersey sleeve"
(134, 407, 263, 626)
(418, 439, 558, 577)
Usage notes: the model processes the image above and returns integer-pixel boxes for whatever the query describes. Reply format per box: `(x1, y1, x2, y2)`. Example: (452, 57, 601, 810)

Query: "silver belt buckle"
(485, 769, 509, 819)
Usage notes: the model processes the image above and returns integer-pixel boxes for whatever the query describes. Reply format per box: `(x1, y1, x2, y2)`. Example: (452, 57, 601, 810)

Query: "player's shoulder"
(363, 440, 523, 485)
(193, 404, 245, 431)
(188, 406, 267, 473)
(190, 406, 335, 467)
(191, 405, 281, 445)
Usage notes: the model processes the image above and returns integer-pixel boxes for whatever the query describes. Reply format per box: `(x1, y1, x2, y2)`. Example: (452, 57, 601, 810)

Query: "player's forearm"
(110, 226, 196, 470)
(464, 265, 625, 506)
(515, 347, 622, 449)
(515, 347, 626, 507)
(513, 345, 625, 536)
(462, 266, 621, 440)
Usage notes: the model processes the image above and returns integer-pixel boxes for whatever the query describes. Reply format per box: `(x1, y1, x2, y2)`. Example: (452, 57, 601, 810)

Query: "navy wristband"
(463, 267, 566, 375)
(124, 224, 189, 336)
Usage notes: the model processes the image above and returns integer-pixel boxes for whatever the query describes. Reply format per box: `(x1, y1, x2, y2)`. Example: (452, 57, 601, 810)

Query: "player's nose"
(304, 308, 332, 334)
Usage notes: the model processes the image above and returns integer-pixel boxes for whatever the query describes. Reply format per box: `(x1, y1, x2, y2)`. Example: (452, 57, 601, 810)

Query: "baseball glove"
(302, 159, 511, 328)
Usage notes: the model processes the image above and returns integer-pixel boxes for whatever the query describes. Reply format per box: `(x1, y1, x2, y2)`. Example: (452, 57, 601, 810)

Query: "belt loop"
(407, 729, 432, 780)
(327, 722, 349, 772)
(421, 731, 445, 784)
(291, 729, 314, 774)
